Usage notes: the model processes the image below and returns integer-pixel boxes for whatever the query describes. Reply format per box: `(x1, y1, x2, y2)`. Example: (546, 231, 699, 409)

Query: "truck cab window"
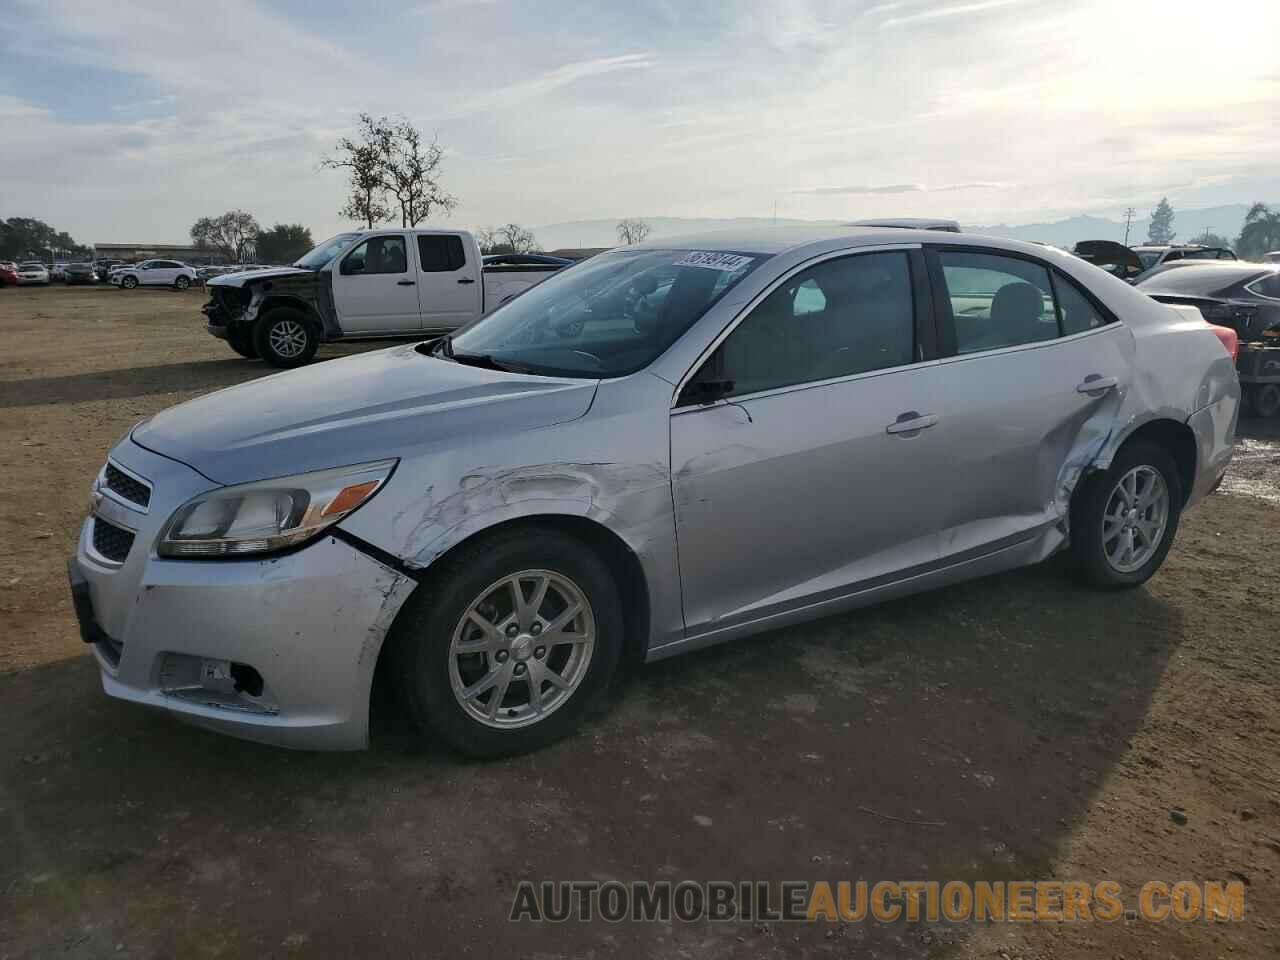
(342, 236, 408, 275)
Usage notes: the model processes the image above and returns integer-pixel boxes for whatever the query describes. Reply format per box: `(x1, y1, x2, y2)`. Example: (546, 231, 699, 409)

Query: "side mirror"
(342, 257, 365, 276)
(682, 378, 735, 406)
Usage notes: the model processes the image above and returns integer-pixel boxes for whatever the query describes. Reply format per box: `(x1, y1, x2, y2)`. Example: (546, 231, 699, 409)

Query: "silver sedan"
(72, 227, 1240, 756)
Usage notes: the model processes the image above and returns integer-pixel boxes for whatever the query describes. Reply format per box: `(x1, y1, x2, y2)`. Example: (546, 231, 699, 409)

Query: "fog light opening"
(229, 662, 264, 698)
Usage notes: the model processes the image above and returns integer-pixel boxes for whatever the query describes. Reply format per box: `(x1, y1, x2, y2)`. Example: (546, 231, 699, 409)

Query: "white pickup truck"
(202, 229, 570, 367)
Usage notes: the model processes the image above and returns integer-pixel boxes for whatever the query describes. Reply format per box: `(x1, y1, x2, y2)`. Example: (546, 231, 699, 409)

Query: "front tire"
(389, 528, 624, 758)
(121, 275, 138, 289)
(175, 275, 191, 290)
(1070, 442, 1182, 589)
(226, 324, 259, 358)
(253, 308, 318, 368)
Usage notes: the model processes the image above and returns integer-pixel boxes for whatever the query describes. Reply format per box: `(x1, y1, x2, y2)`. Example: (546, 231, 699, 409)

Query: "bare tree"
(378, 118, 458, 227)
(616, 218, 651, 245)
(479, 224, 538, 255)
(475, 227, 500, 254)
(321, 114, 393, 228)
(191, 210, 261, 262)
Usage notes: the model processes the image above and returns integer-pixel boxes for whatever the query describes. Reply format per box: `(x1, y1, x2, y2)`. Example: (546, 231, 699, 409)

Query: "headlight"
(157, 459, 397, 558)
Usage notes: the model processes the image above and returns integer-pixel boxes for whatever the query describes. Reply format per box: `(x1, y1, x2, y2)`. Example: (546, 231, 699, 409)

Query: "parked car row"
(109, 259, 198, 290)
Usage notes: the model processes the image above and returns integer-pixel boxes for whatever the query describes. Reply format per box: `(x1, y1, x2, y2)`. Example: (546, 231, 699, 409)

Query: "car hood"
(208, 266, 313, 288)
(131, 344, 599, 485)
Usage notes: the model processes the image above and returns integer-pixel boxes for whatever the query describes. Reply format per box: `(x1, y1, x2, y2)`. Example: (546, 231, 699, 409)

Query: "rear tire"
(253, 308, 318, 368)
(389, 528, 624, 759)
(1070, 442, 1182, 589)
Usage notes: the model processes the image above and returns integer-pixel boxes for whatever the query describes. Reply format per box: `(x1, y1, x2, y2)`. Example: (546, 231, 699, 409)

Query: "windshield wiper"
(431, 335, 521, 372)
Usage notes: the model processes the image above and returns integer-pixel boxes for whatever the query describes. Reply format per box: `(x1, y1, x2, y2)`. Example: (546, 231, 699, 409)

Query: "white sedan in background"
(16, 263, 50, 285)
(112, 259, 198, 290)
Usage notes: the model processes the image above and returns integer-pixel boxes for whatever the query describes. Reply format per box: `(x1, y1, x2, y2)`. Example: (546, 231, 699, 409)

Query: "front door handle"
(885, 411, 939, 436)
(458, 277, 476, 285)
(396, 279, 416, 286)
(1076, 374, 1118, 394)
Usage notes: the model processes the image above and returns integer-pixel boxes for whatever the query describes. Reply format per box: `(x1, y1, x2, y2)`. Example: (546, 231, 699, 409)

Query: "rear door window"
(936, 251, 1058, 353)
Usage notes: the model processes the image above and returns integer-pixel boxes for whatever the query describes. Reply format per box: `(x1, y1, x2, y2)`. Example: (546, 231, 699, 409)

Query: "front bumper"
(75, 439, 417, 750)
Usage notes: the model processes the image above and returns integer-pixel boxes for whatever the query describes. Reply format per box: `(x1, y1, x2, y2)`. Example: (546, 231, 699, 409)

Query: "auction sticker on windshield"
(674, 251, 755, 272)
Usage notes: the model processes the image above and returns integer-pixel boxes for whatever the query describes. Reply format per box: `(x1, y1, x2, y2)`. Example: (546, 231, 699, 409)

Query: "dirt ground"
(1, 285, 1278, 959)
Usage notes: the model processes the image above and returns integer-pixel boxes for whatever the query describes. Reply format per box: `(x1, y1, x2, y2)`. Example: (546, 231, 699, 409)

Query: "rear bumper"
(205, 322, 229, 340)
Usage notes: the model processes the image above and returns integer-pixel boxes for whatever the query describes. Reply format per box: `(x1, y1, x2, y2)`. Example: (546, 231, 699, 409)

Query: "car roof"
(846, 217, 961, 232)
(628, 225, 1056, 259)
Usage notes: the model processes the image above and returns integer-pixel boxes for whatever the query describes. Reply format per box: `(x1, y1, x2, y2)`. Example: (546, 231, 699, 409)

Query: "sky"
(1, 0, 1278, 245)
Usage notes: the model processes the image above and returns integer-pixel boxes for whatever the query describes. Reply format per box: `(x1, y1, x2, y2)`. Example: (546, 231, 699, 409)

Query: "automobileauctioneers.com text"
(509, 880, 1244, 924)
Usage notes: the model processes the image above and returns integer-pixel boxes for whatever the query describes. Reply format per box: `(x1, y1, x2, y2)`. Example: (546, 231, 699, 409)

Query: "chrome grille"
(104, 463, 151, 508)
(92, 517, 135, 563)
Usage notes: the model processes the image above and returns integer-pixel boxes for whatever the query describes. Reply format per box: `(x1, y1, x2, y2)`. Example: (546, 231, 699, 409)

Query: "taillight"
(1208, 324, 1239, 362)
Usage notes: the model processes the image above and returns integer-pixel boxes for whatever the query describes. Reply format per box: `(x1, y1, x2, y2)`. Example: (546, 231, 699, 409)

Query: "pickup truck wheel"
(254, 308, 317, 368)
(226, 325, 259, 359)
(121, 275, 138, 289)
(175, 275, 190, 290)
(389, 529, 624, 759)
(1070, 442, 1182, 589)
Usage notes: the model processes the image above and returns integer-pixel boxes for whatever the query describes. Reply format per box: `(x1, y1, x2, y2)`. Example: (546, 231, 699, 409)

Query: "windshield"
(446, 249, 765, 377)
(294, 232, 362, 270)
(1136, 251, 1162, 269)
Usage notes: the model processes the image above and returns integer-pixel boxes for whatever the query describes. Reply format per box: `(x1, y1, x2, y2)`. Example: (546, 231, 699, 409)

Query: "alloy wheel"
(448, 570, 595, 729)
(1101, 465, 1169, 573)
(267, 320, 308, 359)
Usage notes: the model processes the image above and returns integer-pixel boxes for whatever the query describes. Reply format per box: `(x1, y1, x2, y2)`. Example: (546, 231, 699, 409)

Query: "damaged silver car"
(71, 227, 1240, 757)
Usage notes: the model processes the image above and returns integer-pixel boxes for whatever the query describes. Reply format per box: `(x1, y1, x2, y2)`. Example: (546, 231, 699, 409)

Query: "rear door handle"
(396, 279, 415, 286)
(885, 411, 939, 436)
(1076, 374, 1118, 394)
(458, 277, 476, 285)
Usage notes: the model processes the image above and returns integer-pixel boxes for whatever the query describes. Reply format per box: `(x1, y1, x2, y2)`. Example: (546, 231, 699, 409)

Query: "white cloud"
(1, 0, 1277, 243)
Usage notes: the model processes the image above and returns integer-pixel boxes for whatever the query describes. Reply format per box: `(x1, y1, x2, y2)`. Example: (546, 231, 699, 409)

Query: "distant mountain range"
(532, 204, 1267, 252)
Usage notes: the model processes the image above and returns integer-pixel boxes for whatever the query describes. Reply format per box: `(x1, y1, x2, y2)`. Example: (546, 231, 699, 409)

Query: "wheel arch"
(372, 513, 653, 707)
(1104, 416, 1198, 506)
(258, 295, 323, 330)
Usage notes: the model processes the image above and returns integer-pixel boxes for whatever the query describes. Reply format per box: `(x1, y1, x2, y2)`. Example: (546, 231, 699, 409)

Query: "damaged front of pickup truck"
(204, 266, 341, 367)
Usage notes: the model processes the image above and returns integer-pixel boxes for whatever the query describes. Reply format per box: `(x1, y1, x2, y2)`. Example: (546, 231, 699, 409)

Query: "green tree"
(1147, 197, 1176, 244)
(0, 218, 90, 260)
(255, 224, 314, 265)
(1235, 203, 1280, 260)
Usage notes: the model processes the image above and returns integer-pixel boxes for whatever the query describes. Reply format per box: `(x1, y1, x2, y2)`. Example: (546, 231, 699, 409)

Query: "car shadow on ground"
(0, 554, 1183, 958)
